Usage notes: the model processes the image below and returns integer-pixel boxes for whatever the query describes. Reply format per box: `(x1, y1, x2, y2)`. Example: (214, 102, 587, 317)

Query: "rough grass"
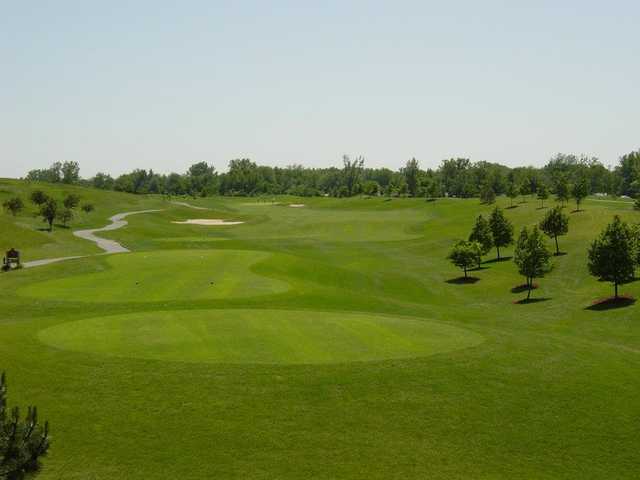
(1, 181, 639, 479)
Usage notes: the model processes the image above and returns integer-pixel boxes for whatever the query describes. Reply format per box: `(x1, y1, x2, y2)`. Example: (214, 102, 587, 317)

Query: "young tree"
(2, 197, 24, 216)
(539, 206, 569, 255)
(402, 158, 420, 197)
(62, 194, 80, 210)
(0, 372, 51, 479)
(479, 183, 496, 204)
(506, 182, 518, 207)
(424, 180, 440, 201)
(572, 177, 589, 211)
(488, 207, 514, 259)
(361, 180, 380, 196)
(588, 215, 635, 298)
(39, 198, 58, 231)
(555, 176, 570, 206)
(537, 184, 549, 208)
(342, 155, 365, 197)
(81, 203, 95, 213)
(519, 182, 530, 203)
(469, 214, 493, 267)
(513, 226, 552, 300)
(61, 161, 80, 184)
(447, 240, 481, 279)
(29, 191, 49, 206)
(59, 208, 74, 227)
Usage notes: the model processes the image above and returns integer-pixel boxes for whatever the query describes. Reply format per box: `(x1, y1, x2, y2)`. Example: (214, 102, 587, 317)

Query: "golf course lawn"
(38, 309, 483, 364)
(18, 250, 290, 302)
(1, 178, 640, 479)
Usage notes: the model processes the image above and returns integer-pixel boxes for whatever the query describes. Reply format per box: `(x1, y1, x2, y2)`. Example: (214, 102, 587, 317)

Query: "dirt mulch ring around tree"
(587, 294, 636, 311)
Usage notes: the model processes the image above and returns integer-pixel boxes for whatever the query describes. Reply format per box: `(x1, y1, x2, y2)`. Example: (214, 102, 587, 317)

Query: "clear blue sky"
(2, 1, 639, 178)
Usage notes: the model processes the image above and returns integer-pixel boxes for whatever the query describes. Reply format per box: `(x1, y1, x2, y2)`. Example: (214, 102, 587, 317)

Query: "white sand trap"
(170, 201, 209, 210)
(289, 204, 305, 208)
(172, 219, 245, 226)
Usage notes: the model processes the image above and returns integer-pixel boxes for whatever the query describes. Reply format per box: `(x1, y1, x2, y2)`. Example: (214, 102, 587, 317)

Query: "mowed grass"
(1, 182, 640, 479)
(18, 250, 290, 302)
(38, 309, 482, 364)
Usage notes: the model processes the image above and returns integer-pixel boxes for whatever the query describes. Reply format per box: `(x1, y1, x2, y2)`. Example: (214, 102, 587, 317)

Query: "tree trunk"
(527, 278, 532, 300)
(554, 235, 559, 255)
(496, 246, 500, 260)
(464, 267, 468, 278)
(615, 281, 618, 299)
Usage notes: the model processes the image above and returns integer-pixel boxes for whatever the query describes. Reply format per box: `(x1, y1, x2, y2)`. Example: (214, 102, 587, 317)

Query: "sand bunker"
(289, 204, 305, 208)
(172, 219, 245, 226)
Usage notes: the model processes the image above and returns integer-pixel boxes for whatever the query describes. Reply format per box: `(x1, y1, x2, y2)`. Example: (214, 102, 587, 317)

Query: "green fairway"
(38, 309, 483, 364)
(19, 250, 289, 302)
(2, 180, 640, 479)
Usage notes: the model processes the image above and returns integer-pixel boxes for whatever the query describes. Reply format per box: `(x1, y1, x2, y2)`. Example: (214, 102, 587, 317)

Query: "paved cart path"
(23, 210, 162, 268)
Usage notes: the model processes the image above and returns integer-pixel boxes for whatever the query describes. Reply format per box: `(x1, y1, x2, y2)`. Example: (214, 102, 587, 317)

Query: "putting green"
(19, 250, 288, 302)
(38, 309, 484, 364)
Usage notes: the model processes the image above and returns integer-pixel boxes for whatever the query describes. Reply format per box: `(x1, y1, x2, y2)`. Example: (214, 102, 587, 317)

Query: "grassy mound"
(18, 250, 289, 302)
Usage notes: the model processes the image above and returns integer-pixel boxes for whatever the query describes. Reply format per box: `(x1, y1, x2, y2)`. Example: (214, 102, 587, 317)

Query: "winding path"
(23, 210, 162, 268)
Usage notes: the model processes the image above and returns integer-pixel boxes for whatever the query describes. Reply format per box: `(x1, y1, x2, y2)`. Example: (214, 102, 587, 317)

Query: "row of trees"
(449, 204, 640, 301)
(24, 149, 640, 199)
(2, 191, 94, 231)
(449, 206, 569, 299)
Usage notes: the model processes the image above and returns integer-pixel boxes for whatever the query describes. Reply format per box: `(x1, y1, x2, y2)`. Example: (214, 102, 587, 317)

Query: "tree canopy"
(39, 199, 58, 232)
(513, 226, 551, 300)
(488, 207, 514, 259)
(572, 177, 589, 211)
(0, 372, 50, 480)
(539, 206, 569, 255)
(587, 216, 636, 298)
(447, 241, 481, 278)
(21, 149, 635, 200)
(537, 184, 549, 208)
(2, 198, 24, 217)
(468, 215, 493, 267)
(402, 158, 420, 197)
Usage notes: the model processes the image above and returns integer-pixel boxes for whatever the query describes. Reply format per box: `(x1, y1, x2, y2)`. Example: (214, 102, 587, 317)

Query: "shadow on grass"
(511, 283, 538, 293)
(536, 206, 547, 210)
(446, 276, 480, 285)
(513, 297, 551, 304)
(484, 256, 513, 264)
(506, 205, 518, 209)
(570, 209, 583, 214)
(472, 266, 490, 271)
(586, 295, 636, 311)
(553, 252, 567, 257)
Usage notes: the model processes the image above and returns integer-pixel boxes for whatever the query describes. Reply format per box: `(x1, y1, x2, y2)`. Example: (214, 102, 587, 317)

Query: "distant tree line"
(23, 149, 640, 199)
